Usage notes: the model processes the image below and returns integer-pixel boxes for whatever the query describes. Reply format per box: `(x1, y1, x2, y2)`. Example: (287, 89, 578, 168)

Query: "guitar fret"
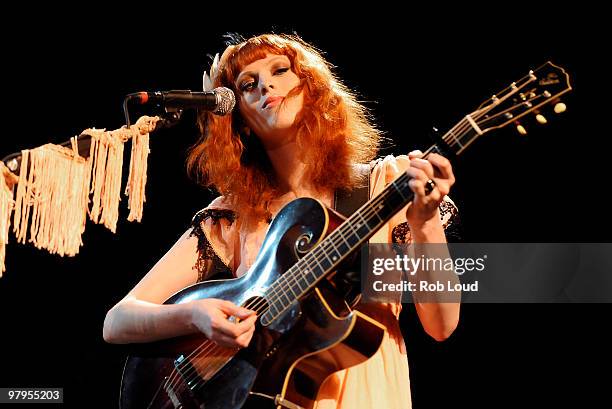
(283, 268, 304, 298)
(346, 216, 361, 241)
(364, 212, 380, 231)
(302, 266, 317, 284)
(308, 252, 325, 276)
(391, 179, 407, 200)
(357, 210, 373, 231)
(372, 203, 384, 222)
(326, 238, 341, 263)
(454, 129, 480, 155)
(319, 246, 335, 267)
(295, 274, 307, 292)
(269, 301, 280, 316)
(278, 287, 292, 307)
(351, 216, 370, 242)
(336, 228, 352, 248)
(285, 279, 299, 299)
(447, 128, 465, 148)
(357, 222, 370, 238)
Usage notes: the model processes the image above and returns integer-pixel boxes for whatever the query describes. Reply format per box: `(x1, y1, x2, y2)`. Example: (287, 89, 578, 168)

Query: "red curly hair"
(187, 34, 382, 220)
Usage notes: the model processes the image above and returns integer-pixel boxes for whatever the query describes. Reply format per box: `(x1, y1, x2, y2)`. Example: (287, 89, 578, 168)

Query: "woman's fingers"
(217, 299, 255, 319)
(212, 330, 252, 348)
(427, 153, 455, 186)
(405, 166, 441, 200)
(235, 314, 258, 334)
(406, 153, 454, 197)
(408, 177, 442, 202)
(408, 150, 423, 159)
(409, 158, 435, 180)
(212, 315, 257, 348)
(405, 165, 429, 184)
(408, 177, 426, 197)
(212, 310, 257, 338)
(403, 151, 457, 229)
(235, 325, 256, 348)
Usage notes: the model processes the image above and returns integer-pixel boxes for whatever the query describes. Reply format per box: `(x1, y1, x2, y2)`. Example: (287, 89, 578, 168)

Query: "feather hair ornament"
(202, 53, 220, 92)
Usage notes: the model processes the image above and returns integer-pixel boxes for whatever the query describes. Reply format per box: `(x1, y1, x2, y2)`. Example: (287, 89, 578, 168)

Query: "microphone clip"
(122, 94, 184, 129)
(155, 108, 184, 129)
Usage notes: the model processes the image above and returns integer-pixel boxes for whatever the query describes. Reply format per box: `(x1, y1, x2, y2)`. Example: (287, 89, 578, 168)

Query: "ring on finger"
(424, 179, 436, 195)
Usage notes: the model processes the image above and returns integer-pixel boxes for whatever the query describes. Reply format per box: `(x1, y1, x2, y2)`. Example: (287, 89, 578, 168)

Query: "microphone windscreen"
(214, 87, 236, 116)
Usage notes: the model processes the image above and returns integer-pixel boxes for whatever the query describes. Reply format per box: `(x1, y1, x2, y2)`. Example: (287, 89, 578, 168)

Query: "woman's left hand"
(405, 150, 455, 229)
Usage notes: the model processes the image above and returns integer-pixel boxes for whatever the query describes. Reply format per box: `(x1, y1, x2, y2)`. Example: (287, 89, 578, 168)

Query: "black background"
(0, 6, 609, 408)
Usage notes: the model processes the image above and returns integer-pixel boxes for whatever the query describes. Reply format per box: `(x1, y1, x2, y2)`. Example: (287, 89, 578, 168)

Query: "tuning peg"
(515, 122, 527, 135)
(536, 113, 548, 124)
(554, 101, 567, 114)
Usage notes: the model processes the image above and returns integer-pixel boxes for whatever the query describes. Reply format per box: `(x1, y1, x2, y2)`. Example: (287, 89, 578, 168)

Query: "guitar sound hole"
(243, 296, 268, 317)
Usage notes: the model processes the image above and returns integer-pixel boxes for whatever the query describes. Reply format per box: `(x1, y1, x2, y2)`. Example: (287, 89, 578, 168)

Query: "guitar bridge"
(160, 355, 202, 409)
(173, 352, 234, 391)
(275, 395, 305, 409)
(249, 392, 305, 409)
(163, 379, 182, 409)
(174, 354, 202, 391)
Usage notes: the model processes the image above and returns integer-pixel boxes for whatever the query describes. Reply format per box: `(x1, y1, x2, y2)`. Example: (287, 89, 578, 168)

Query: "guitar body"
(120, 198, 386, 409)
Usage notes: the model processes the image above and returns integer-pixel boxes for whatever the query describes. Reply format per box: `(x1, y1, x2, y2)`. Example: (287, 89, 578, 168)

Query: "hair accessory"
(203, 53, 220, 91)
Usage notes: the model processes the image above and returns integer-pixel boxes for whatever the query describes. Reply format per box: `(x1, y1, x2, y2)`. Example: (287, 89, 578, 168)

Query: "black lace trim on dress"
(391, 200, 462, 244)
(189, 209, 236, 282)
(392, 222, 412, 245)
(439, 199, 458, 229)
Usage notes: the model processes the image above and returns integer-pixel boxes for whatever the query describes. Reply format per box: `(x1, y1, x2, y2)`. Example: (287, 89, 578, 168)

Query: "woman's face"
(234, 54, 303, 146)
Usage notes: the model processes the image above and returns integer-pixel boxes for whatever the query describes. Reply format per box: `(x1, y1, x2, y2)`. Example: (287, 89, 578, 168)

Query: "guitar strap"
(332, 162, 373, 306)
(333, 162, 372, 217)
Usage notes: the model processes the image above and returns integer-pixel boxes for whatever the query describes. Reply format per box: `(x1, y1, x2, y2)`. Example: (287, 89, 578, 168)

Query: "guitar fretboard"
(260, 170, 415, 325)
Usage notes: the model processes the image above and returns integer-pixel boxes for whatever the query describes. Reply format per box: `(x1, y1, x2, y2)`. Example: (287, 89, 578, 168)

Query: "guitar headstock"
(436, 62, 573, 156)
(472, 61, 572, 135)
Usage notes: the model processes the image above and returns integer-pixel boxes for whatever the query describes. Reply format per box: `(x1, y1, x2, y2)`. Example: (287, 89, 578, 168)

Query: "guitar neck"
(259, 168, 415, 325)
(260, 122, 480, 326)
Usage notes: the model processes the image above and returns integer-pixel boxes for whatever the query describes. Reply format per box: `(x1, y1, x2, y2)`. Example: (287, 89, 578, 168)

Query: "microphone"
(128, 87, 235, 116)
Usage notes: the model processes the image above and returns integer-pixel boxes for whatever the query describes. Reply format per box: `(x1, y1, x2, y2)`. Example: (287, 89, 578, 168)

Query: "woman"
(103, 33, 460, 408)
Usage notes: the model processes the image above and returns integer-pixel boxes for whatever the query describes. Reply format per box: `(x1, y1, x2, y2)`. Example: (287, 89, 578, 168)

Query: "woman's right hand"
(189, 299, 257, 349)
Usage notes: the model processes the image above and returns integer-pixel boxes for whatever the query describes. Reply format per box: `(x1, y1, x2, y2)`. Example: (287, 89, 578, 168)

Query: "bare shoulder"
(123, 197, 237, 304)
